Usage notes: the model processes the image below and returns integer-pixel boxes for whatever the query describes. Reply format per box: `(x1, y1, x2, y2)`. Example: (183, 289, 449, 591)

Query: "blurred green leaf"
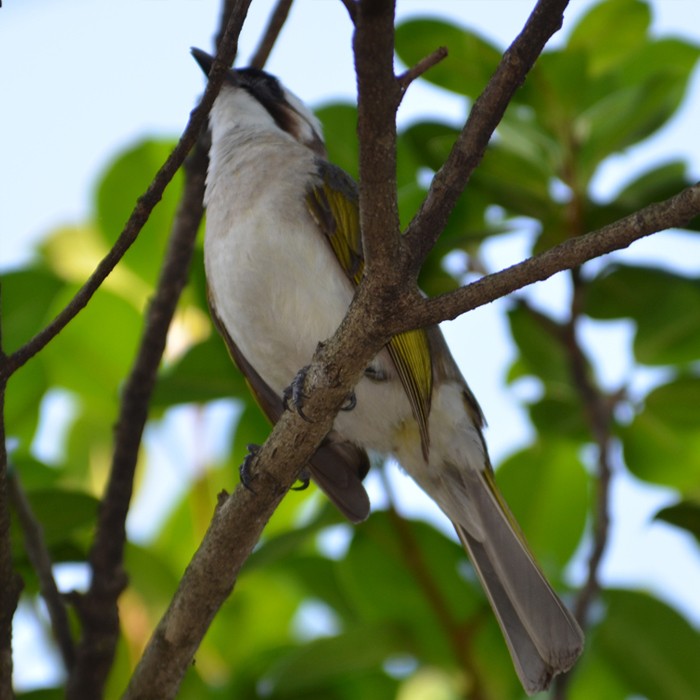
(506, 303, 572, 390)
(568, 0, 651, 75)
(0, 266, 64, 353)
(153, 334, 247, 407)
(316, 104, 359, 179)
(596, 589, 700, 700)
(496, 440, 589, 572)
(262, 624, 402, 697)
(95, 138, 182, 286)
(655, 500, 700, 545)
(10, 488, 98, 566)
(621, 376, 700, 491)
(586, 264, 700, 365)
(395, 19, 501, 98)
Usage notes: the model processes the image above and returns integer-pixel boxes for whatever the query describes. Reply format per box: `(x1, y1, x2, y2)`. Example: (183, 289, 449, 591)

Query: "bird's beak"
(191, 47, 239, 85)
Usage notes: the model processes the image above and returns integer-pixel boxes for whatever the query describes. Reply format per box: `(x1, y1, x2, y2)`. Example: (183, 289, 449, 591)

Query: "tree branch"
(65, 138, 209, 700)
(0, 4, 247, 386)
(7, 469, 75, 672)
(403, 0, 570, 274)
(396, 46, 448, 95)
(402, 183, 700, 333)
(353, 0, 403, 275)
(0, 374, 24, 700)
(249, 0, 294, 69)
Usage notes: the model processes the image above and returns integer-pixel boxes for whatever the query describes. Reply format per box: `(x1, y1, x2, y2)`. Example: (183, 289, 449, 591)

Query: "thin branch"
(403, 0, 570, 273)
(0, 381, 24, 700)
(396, 46, 448, 95)
(249, 0, 294, 69)
(66, 139, 209, 700)
(403, 183, 700, 333)
(379, 467, 486, 699)
(550, 273, 614, 700)
(0, 295, 24, 700)
(7, 469, 74, 670)
(353, 0, 403, 274)
(0, 5, 246, 386)
(339, 0, 357, 24)
(64, 3, 253, 696)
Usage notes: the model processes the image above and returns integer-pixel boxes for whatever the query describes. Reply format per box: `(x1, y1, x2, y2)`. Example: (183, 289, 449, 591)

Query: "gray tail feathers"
(455, 469, 584, 695)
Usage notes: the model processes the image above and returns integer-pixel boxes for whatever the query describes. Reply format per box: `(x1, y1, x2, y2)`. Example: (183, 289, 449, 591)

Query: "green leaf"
(262, 623, 403, 696)
(10, 488, 99, 566)
(655, 501, 700, 545)
(5, 365, 48, 448)
(596, 589, 700, 700)
(153, 334, 247, 407)
(95, 138, 182, 286)
(585, 265, 700, 365)
(337, 511, 481, 665)
(42, 285, 143, 413)
(316, 104, 359, 179)
(568, 0, 651, 76)
(496, 440, 589, 572)
(0, 266, 64, 353)
(395, 19, 502, 98)
(621, 376, 700, 491)
(506, 304, 572, 391)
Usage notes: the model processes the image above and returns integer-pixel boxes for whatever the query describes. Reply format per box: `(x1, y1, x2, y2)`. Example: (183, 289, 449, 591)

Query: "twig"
(0, 3, 245, 386)
(353, 0, 403, 273)
(396, 46, 448, 94)
(249, 0, 294, 69)
(66, 138, 209, 700)
(378, 467, 486, 699)
(550, 274, 614, 700)
(403, 0, 571, 273)
(0, 297, 25, 700)
(339, 0, 357, 24)
(7, 469, 75, 670)
(405, 183, 700, 333)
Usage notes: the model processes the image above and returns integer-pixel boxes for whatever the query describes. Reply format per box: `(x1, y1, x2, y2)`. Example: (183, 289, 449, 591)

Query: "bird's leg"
(283, 365, 311, 421)
(239, 443, 260, 492)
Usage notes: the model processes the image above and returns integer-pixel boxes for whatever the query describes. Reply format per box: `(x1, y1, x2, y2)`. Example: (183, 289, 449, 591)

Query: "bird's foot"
(239, 443, 260, 492)
(291, 468, 310, 491)
(340, 391, 356, 411)
(283, 365, 311, 421)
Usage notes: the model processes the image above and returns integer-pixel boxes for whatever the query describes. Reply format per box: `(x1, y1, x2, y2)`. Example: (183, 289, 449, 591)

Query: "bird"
(191, 47, 584, 695)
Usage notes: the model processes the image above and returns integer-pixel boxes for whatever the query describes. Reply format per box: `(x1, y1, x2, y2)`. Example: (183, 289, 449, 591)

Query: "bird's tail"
(454, 468, 584, 695)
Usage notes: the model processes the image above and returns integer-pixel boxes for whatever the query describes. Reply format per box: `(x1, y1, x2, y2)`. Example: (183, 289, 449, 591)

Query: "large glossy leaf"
(596, 589, 700, 700)
(0, 266, 64, 353)
(337, 511, 481, 665)
(496, 440, 589, 572)
(506, 303, 573, 391)
(395, 19, 501, 98)
(621, 376, 700, 491)
(654, 500, 700, 546)
(152, 334, 247, 407)
(95, 138, 182, 286)
(585, 265, 700, 365)
(567, 0, 651, 76)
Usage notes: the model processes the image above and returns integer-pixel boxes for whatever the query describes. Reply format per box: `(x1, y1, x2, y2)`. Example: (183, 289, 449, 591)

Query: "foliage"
(2, 0, 700, 698)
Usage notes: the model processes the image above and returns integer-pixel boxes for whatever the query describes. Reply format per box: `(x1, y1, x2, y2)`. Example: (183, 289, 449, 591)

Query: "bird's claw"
(291, 469, 310, 491)
(239, 443, 260, 492)
(341, 391, 356, 412)
(283, 365, 311, 421)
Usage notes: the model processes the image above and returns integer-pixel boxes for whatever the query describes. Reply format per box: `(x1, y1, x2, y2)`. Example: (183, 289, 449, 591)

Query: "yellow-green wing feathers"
(306, 161, 432, 457)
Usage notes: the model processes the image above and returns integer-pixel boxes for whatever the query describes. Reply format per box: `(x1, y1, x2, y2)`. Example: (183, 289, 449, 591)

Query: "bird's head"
(191, 47, 326, 157)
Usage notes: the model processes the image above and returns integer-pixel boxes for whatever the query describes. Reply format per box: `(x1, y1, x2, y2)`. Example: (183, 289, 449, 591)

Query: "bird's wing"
(306, 160, 433, 457)
(208, 292, 371, 523)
